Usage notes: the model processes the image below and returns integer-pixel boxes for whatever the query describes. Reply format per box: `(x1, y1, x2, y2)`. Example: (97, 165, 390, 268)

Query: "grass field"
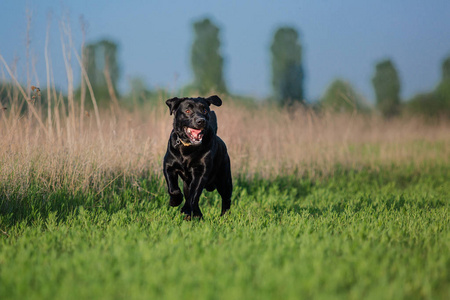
(0, 163, 449, 300)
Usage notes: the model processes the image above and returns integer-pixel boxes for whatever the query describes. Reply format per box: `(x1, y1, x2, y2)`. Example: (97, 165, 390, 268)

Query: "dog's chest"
(175, 150, 210, 176)
(179, 154, 200, 170)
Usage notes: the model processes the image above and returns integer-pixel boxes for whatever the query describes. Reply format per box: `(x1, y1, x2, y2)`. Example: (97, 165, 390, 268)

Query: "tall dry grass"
(0, 86, 449, 198)
(217, 101, 449, 177)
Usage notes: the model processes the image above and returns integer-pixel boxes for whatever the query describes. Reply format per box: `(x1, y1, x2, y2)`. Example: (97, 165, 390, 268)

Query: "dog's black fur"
(163, 95, 232, 219)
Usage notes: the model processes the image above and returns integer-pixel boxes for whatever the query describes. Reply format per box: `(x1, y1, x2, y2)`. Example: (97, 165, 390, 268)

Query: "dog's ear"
(165, 97, 184, 115)
(205, 95, 222, 107)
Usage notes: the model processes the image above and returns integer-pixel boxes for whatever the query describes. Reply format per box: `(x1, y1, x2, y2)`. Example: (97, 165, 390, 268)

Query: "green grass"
(0, 164, 449, 300)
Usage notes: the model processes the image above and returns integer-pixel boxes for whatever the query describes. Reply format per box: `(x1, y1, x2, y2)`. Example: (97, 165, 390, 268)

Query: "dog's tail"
(210, 111, 218, 134)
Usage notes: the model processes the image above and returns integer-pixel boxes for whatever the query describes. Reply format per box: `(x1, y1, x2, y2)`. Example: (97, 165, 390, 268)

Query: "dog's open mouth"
(184, 127, 204, 144)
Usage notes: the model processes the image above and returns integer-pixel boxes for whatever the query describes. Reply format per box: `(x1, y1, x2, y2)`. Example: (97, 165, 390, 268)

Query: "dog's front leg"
(180, 180, 192, 217)
(184, 171, 209, 219)
(163, 166, 183, 207)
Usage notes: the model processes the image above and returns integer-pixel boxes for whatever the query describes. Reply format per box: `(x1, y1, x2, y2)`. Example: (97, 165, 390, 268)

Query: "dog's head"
(166, 95, 222, 145)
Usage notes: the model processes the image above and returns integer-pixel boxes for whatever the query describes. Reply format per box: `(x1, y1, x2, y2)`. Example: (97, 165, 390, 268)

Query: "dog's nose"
(196, 118, 206, 127)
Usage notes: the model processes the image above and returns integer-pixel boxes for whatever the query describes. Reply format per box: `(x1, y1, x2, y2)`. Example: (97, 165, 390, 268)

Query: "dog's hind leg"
(216, 169, 232, 216)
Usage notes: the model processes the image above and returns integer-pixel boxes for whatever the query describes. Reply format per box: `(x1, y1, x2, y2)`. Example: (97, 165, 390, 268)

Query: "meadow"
(0, 87, 449, 300)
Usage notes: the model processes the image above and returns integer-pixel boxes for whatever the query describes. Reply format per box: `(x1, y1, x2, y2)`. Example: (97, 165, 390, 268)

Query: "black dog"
(163, 95, 232, 219)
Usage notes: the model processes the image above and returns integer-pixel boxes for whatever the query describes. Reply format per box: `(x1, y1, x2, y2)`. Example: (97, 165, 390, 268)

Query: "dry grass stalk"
(59, 18, 76, 142)
(45, 13, 53, 141)
(79, 16, 87, 133)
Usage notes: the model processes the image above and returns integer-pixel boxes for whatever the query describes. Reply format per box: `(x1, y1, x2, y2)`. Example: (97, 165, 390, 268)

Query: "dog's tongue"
(190, 128, 202, 139)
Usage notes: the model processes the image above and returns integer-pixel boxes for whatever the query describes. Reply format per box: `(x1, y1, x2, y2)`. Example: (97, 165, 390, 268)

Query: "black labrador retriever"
(163, 95, 232, 219)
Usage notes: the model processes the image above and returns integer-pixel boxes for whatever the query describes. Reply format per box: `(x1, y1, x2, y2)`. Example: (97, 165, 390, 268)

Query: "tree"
(81, 39, 120, 107)
(190, 18, 227, 94)
(270, 27, 304, 106)
(372, 59, 401, 118)
(442, 56, 450, 80)
(319, 79, 368, 113)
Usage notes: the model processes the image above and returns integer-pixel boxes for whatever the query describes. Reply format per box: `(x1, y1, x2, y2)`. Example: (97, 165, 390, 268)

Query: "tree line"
(2, 17, 448, 119)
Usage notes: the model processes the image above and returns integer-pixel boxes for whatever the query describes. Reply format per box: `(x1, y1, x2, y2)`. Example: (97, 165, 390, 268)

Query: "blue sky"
(1, 0, 450, 102)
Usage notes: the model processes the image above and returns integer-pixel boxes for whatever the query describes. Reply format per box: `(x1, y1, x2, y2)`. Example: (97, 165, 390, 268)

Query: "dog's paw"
(180, 205, 191, 215)
(169, 192, 183, 207)
(182, 213, 203, 221)
(180, 206, 202, 220)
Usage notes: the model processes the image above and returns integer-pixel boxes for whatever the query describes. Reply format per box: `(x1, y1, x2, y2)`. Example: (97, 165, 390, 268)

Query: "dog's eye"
(185, 109, 191, 114)
(203, 109, 208, 114)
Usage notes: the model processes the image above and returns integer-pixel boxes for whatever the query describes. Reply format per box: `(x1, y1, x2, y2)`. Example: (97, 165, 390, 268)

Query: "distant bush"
(405, 55, 450, 118)
(405, 90, 450, 118)
(319, 79, 370, 113)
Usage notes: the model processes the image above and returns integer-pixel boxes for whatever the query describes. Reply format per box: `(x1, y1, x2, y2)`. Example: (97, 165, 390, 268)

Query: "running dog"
(163, 95, 232, 219)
